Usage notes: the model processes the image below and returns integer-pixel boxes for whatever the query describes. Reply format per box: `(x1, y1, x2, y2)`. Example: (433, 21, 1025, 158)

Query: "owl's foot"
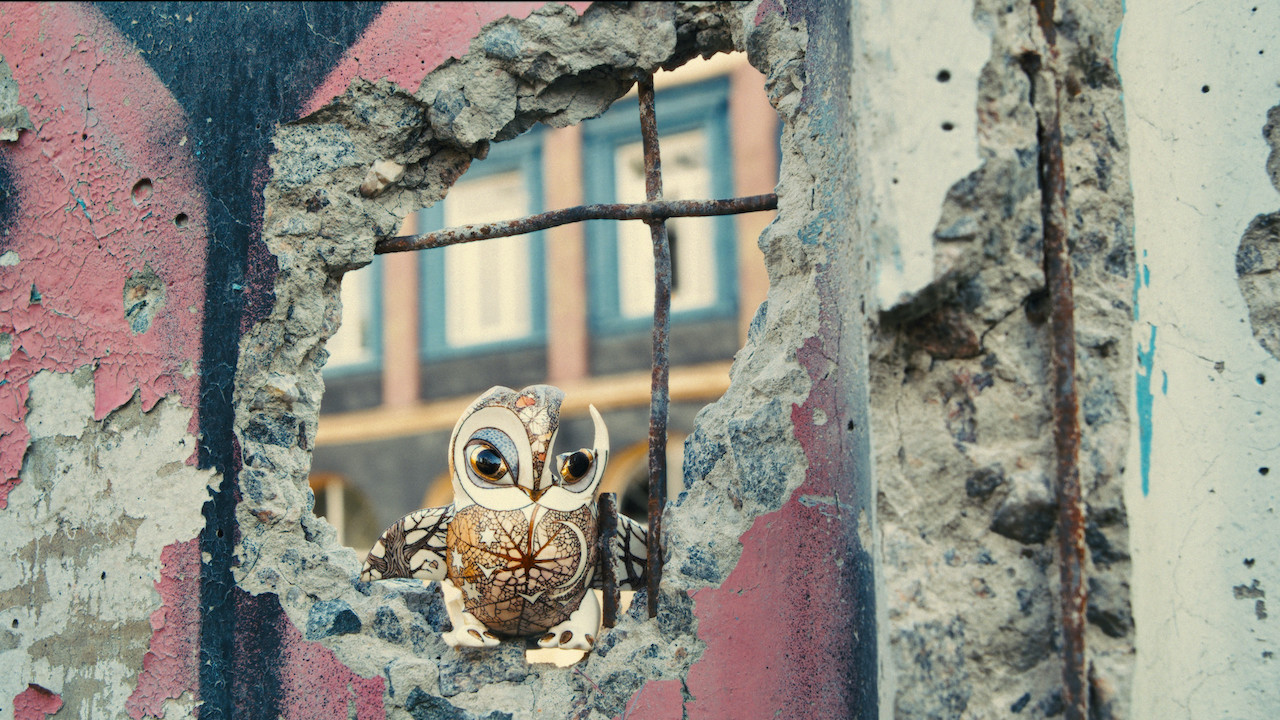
(439, 579, 500, 649)
(537, 591, 601, 651)
(442, 625, 500, 649)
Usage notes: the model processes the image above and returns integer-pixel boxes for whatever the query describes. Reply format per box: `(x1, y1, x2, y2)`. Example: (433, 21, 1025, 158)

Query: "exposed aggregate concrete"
(871, 1, 1134, 716)
(0, 368, 216, 719)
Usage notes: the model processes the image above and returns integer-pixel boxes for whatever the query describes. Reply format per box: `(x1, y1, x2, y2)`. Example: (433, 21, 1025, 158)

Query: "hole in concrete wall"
(123, 264, 166, 335)
(236, 4, 807, 712)
(937, 69, 951, 82)
(173, 213, 188, 228)
(131, 178, 152, 205)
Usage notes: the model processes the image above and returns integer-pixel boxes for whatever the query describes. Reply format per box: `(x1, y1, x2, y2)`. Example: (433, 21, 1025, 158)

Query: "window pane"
(614, 129, 717, 318)
(328, 266, 375, 367)
(442, 170, 533, 347)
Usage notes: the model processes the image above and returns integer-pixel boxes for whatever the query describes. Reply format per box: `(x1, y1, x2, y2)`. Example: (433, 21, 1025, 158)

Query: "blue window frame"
(323, 256, 384, 377)
(418, 130, 547, 360)
(582, 77, 738, 334)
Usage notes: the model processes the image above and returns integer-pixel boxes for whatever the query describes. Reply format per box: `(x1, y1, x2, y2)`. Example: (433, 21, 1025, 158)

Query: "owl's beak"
(520, 484, 549, 503)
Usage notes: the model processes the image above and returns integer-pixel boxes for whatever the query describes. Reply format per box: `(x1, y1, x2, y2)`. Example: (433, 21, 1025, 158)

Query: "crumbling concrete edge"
(0, 54, 33, 142)
(1236, 102, 1280, 362)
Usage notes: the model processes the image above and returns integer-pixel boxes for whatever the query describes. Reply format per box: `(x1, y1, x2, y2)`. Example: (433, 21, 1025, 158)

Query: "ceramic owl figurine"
(360, 385, 648, 650)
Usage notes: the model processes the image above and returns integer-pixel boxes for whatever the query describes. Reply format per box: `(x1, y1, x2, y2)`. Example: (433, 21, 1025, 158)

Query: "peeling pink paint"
(126, 539, 202, 719)
(0, 3, 208, 507)
(303, 1, 591, 116)
(0, 383, 31, 509)
(276, 613, 385, 720)
(13, 684, 62, 720)
(614, 679, 683, 720)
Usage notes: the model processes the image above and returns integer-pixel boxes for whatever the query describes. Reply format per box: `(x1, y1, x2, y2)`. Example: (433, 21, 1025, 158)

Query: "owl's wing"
(596, 512, 648, 591)
(360, 505, 453, 582)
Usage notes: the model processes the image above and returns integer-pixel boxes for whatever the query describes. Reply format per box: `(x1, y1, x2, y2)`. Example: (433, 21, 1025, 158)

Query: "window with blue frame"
(325, 257, 383, 376)
(418, 131, 546, 359)
(583, 77, 737, 333)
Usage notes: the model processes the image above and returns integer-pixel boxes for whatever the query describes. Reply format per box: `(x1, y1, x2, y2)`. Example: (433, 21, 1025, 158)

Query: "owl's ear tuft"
(589, 404, 610, 470)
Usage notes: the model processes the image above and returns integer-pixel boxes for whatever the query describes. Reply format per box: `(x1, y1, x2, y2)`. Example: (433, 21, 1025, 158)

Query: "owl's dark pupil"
(565, 451, 591, 479)
(474, 448, 503, 477)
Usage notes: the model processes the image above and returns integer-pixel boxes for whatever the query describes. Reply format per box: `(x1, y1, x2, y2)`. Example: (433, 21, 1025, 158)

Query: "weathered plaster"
(1119, 1, 1280, 715)
(0, 3, 208, 508)
(0, 368, 216, 719)
(871, 0, 1135, 716)
(857, 0, 993, 309)
(234, 2, 873, 717)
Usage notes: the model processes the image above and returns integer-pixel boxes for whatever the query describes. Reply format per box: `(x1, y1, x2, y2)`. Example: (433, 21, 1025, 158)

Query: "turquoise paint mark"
(1161, 370, 1168, 395)
(1137, 324, 1157, 496)
(1132, 263, 1141, 320)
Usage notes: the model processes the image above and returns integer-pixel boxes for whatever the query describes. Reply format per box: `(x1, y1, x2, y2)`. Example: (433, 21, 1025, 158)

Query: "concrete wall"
(1, 3, 873, 718)
(1119, 1, 1280, 716)
(1, 1, 1276, 719)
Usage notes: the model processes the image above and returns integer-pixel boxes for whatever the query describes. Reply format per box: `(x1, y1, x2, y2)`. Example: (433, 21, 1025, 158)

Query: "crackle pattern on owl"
(447, 503, 597, 637)
(359, 384, 649, 651)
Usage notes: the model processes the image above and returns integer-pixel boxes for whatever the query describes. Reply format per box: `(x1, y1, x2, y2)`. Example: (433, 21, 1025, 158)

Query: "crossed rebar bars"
(375, 73, 778, 625)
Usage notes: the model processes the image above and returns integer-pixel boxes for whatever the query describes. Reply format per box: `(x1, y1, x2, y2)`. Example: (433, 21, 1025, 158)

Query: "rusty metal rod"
(598, 492, 620, 628)
(1031, 0, 1087, 717)
(638, 74, 669, 619)
(374, 194, 778, 255)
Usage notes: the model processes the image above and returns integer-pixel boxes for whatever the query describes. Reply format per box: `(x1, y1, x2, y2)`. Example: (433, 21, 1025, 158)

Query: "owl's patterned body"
(447, 503, 597, 637)
(360, 384, 647, 652)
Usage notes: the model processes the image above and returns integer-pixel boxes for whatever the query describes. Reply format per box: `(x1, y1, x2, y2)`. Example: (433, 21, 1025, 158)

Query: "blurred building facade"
(310, 54, 778, 552)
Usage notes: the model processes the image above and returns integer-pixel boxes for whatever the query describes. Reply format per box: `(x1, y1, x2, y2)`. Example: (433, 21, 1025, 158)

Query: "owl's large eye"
(557, 449, 594, 485)
(467, 442, 509, 483)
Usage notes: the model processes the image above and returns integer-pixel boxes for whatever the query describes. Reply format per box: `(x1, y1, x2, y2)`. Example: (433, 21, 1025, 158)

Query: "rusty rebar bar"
(374, 195, 777, 255)
(1031, 0, 1087, 717)
(598, 492, 620, 628)
(638, 75, 669, 620)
